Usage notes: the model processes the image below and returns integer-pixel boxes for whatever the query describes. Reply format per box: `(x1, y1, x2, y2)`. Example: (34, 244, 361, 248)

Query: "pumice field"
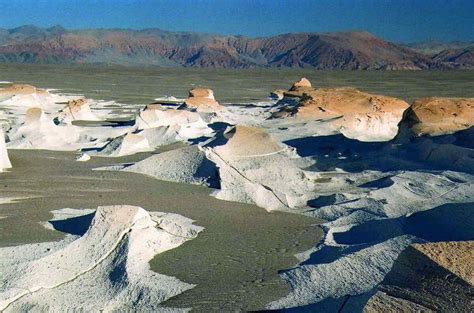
(0, 74, 472, 311)
(0, 1, 473, 311)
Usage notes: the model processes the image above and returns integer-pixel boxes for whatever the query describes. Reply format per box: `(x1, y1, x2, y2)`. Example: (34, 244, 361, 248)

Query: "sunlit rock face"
(205, 125, 316, 212)
(289, 77, 312, 91)
(54, 98, 100, 124)
(0, 84, 47, 95)
(184, 88, 224, 112)
(273, 86, 410, 142)
(394, 97, 474, 173)
(400, 97, 474, 136)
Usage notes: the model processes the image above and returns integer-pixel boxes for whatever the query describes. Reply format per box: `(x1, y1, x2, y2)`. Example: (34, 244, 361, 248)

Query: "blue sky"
(0, 0, 472, 43)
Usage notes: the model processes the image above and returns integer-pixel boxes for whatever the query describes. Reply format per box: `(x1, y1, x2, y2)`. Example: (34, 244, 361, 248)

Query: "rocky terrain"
(0, 78, 472, 311)
(0, 25, 473, 69)
(0, 205, 203, 311)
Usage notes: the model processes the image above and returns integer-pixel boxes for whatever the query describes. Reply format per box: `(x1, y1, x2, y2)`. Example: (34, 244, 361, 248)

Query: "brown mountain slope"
(0, 26, 467, 69)
(432, 47, 474, 68)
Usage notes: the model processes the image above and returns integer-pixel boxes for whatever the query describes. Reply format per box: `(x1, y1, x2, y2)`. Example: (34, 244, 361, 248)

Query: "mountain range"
(0, 25, 472, 70)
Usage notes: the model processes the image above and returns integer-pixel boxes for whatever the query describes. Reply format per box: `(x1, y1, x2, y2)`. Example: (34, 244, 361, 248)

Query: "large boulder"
(274, 87, 410, 142)
(135, 104, 213, 139)
(7, 107, 81, 150)
(400, 97, 474, 136)
(54, 98, 100, 123)
(0, 84, 68, 116)
(0, 83, 47, 95)
(0, 205, 203, 311)
(184, 88, 223, 112)
(205, 125, 316, 211)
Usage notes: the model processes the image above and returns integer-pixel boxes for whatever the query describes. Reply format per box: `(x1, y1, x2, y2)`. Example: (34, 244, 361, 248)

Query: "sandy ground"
(0, 148, 322, 311)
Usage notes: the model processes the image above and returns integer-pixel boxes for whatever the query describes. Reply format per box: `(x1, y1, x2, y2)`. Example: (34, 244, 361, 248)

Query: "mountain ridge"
(0, 26, 472, 69)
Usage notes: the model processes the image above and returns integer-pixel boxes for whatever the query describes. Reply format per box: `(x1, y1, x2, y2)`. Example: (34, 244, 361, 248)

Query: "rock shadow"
(49, 211, 96, 236)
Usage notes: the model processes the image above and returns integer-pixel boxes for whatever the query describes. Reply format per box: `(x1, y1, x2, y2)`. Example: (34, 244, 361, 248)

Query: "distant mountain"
(404, 40, 474, 55)
(431, 47, 474, 68)
(0, 25, 471, 69)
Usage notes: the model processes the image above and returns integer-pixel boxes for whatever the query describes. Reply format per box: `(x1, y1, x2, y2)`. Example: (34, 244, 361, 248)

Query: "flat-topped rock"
(55, 98, 100, 123)
(274, 87, 409, 141)
(400, 97, 474, 136)
(205, 125, 316, 211)
(185, 88, 223, 112)
(297, 87, 409, 118)
(214, 125, 285, 158)
(189, 88, 215, 99)
(0, 83, 47, 95)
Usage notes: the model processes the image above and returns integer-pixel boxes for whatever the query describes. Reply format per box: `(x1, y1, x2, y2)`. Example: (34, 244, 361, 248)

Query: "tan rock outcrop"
(296, 87, 409, 119)
(55, 98, 99, 122)
(365, 241, 474, 312)
(184, 88, 223, 112)
(275, 87, 410, 141)
(289, 77, 312, 91)
(214, 125, 285, 158)
(412, 241, 473, 285)
(401, 97, 474, 136)
(0, 84, 47, 95)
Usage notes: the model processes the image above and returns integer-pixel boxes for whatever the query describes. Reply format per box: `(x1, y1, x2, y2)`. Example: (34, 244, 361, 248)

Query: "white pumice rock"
(0, 205, 203, 311)
(0, 129, 12, 171)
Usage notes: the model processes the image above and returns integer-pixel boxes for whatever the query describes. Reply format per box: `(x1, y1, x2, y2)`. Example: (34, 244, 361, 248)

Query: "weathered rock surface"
(54, 98, 100, 123)
(205, 125, 316, 211)
(269, 88, 285, 100)
(289, 77, 312, 91)
(124, 145, 218, 186)
(274, 86, 409, 141)
(0, 205, 203, 311)
(400, 97, 474, 136)
(0, 83, 47, 95)
(365, 241, 474, 312)
(184, 88, 223, 112)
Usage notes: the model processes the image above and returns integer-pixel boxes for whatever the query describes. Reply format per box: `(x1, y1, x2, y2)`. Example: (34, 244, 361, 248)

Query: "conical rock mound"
(7, 107, 82, 150)
(124, 145, 218, 187)
(205, 125, 316, 211)
(0, 205, 203, 311)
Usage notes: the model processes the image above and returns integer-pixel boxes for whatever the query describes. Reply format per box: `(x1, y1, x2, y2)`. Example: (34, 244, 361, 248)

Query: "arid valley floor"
(0, 66, 473, 312)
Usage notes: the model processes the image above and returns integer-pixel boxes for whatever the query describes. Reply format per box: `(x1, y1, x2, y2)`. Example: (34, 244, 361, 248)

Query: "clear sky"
(0, 0, 472, 43)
